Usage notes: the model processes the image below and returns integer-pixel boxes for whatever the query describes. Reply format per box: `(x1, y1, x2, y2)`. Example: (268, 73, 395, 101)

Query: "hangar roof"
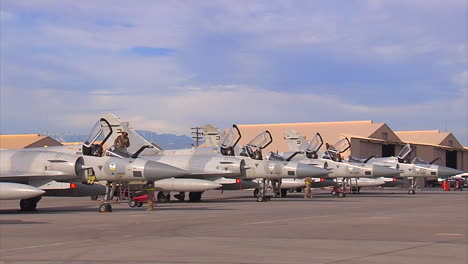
(237, 120, 399, 153)
(395, 130, 465, 149)
(0, 134, 62, 149)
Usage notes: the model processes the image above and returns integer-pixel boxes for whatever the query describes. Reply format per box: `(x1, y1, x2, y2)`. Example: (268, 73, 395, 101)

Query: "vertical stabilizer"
(284, 130, 308, 152)
(99, 114, 161, 156)
(200, 124, 221, 147)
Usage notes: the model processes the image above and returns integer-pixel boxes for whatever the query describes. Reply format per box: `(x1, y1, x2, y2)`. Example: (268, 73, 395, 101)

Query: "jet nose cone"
(296, 163, 330, 178)
(437, 166, 463, 177)
(143, 161, 189, 180)
(372, 165, 400, 177)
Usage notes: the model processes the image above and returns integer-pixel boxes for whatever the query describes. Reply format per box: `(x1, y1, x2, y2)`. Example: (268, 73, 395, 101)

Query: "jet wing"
(0, 170, 70, 179)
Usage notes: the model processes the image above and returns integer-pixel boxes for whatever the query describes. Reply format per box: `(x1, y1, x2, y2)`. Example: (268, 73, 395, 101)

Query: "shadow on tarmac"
(0, 219, 48, 225)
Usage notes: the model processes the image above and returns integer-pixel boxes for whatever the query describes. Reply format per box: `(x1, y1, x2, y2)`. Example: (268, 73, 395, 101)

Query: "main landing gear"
(98, 182, 116, 212)
(188, 192, 203, 202)
(157, 191, 171, 203)
(20, 195, 42, 211)
(408, 178, 416, 195)
(256, 179, 271, 202)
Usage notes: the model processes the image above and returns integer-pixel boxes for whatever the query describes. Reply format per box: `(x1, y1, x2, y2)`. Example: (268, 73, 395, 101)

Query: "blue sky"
(0, 1, 467, 145)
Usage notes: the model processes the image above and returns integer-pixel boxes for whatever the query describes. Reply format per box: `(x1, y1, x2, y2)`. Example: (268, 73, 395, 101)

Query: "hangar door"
(445, 151, 457, 169)
(382, 144, 396, 157)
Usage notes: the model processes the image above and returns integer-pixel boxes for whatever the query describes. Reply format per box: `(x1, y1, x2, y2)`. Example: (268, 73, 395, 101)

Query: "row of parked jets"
(0, 114, 463, 212)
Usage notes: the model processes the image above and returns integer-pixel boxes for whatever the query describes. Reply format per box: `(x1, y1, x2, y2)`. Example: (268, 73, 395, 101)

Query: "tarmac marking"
(0, 239, 94, 252)
(244, 215, 329, 225)
(433, 233, 464, 236)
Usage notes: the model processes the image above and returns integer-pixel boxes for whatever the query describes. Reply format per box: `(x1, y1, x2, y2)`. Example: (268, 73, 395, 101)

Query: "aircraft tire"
(253, 188, 260, 198)
(280, 189, 288, 198)
(98, 203, 112, 213)
(20, 196, 41, 211)
(189, 192, 203, 202)
(157, 191, 170, 203)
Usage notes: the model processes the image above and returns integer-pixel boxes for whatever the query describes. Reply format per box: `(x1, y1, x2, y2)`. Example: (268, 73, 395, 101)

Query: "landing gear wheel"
(337, 192, 346, 198)
(280, 189, 288, 198)
(408, 190, 416, 195)
(253, 188, 260, 198)
(189, 192, 203, 202)
(20, 196, 41, 211)
(98, 203, 112, 212)
(157, 191, 170, 203)
(129, 200, 137, 207)
(174, 192, 185, 202)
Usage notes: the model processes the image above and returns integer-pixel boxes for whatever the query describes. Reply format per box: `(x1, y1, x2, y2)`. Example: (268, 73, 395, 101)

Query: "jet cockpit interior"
(83, 118, 113, 157)
(324, 138, 350, 162)
(397, 143, 413, 163)
(242, 131, 273, 160)
(305, 133, 324, 159)
(219, 125, 241, 156)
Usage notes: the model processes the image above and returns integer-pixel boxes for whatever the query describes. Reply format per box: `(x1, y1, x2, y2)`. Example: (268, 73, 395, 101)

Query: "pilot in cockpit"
(114, 131, 131, 154)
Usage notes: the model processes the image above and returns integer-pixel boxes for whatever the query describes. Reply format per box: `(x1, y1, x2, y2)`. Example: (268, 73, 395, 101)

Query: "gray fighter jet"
(98, 114, 330, 202)
(0, 133, 188, 212)
(361, 143, 463, 194)
(282, 130, 401, 197)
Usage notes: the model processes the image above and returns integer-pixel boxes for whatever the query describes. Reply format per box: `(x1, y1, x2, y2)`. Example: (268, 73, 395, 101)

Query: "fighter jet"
(362, 143, 463, 195)
(98, 114, 330, 202)
(0, 135, 188, 212)
(282, 130, 401, 197)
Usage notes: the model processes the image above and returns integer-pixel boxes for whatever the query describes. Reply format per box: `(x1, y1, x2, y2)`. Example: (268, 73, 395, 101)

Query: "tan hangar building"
(0, 134, 62, 149)
(236, 121, 467, 172)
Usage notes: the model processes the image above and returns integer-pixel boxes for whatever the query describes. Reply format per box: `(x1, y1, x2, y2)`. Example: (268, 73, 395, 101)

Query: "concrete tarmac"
(0, 188, 466, 264)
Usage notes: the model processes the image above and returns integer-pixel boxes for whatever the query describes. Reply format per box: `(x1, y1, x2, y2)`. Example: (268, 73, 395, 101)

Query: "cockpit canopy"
(333, 138, 351, 153)
(412, 157, 429, 165)
(305, 133, 324, 158)
(246, 131, 273, 150)
(82, 118, 114, 157)
(324, 138, 351, 162)
(83, 119, 113, 148)
(242, 131, 273, 160)
(219, 125, 241, 156)
(397, 143, 413, 162)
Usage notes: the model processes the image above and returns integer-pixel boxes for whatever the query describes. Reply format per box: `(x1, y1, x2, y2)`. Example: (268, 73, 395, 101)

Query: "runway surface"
(0, 188, 467, 264)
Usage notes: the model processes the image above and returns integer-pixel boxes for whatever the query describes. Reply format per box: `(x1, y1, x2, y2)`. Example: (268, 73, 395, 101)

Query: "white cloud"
(452, 71, 468, 87)
(0, 1, 466, 145)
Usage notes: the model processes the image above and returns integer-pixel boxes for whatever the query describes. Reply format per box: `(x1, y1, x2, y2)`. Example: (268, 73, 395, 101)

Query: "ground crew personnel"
(145, 182, 155, 211)
(114, 131, 130, 152)
(304, 177, 313, 198)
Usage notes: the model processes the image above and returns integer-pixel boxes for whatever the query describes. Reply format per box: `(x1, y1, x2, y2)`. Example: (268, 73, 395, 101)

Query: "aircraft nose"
(296, 163, 330, 178)
(437, 166, 463, 177)
(143, 161, 189, 180)
(372, 165, 400, 177)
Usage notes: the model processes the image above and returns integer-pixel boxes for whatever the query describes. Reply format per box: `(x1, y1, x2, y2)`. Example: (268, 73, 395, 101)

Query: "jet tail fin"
(284, 130, 308, 152)
(99, 114, 161, 156)
(200, 124, 221, 147)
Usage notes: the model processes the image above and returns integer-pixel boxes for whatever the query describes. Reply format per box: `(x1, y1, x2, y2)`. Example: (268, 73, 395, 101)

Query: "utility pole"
(191, 127, 203, 147)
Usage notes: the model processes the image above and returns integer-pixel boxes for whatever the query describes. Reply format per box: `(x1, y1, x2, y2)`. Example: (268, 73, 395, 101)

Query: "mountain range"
(49, 130, 196, 149)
